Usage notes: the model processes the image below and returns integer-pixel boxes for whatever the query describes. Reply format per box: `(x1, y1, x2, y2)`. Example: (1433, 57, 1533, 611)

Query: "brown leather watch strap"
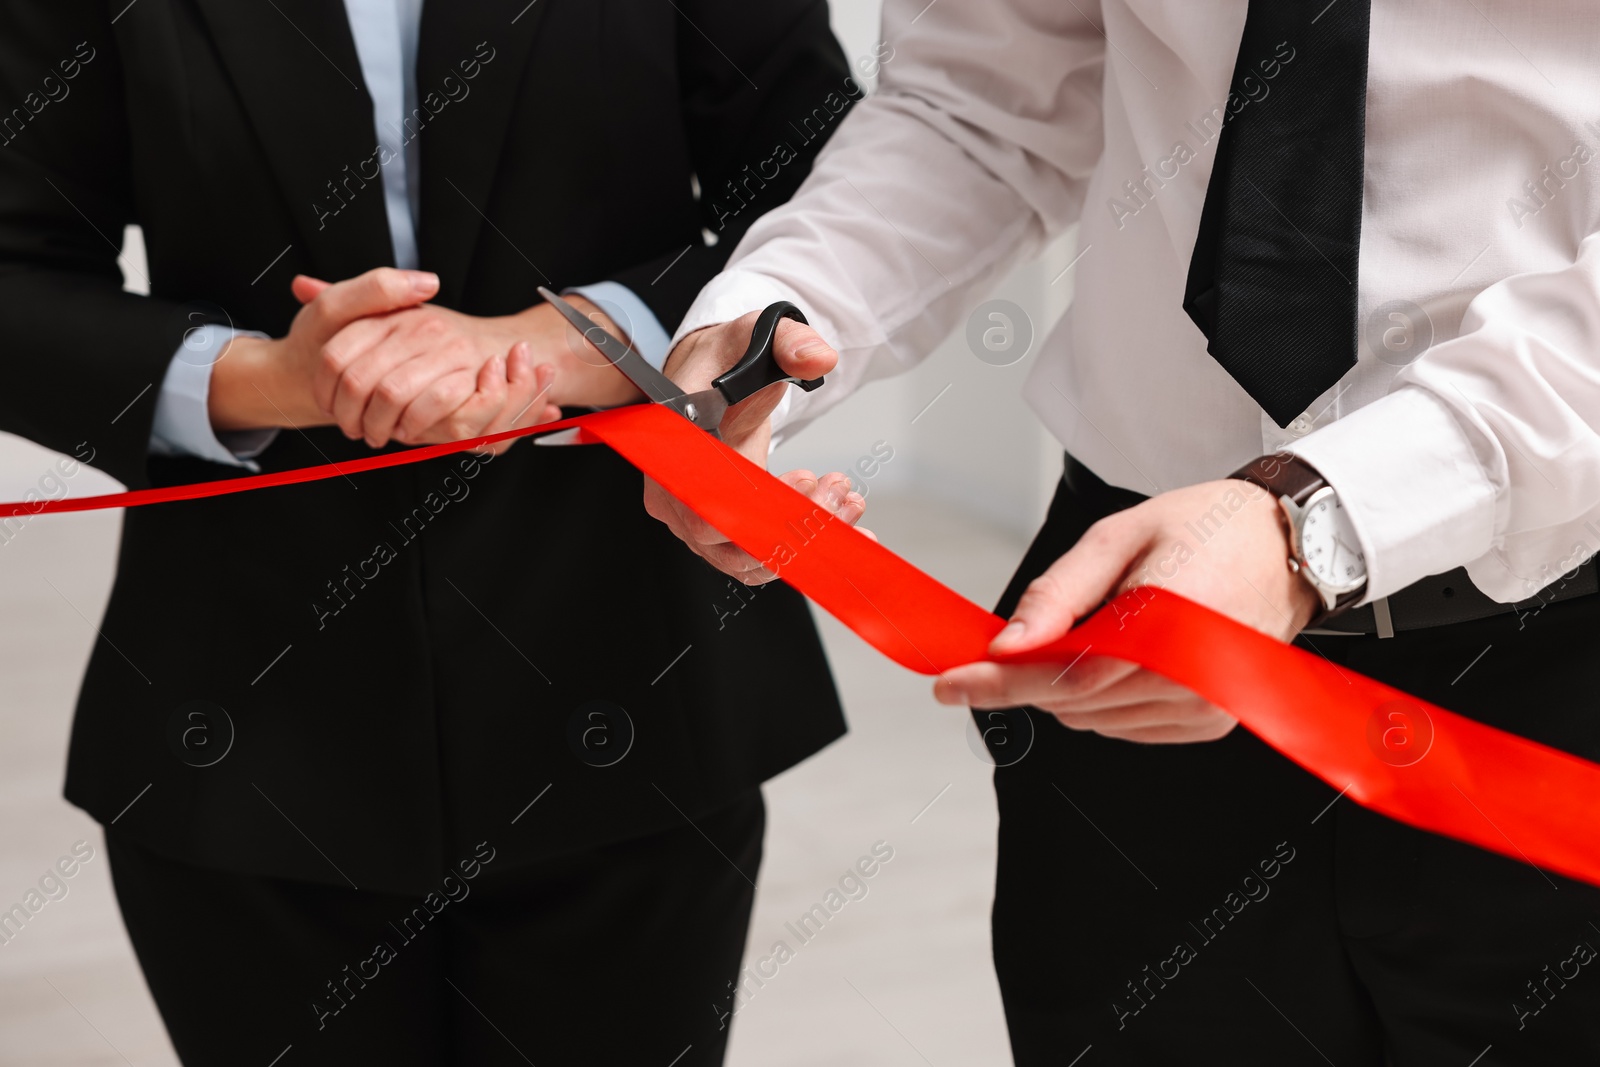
(1229, 452, 1326, 505)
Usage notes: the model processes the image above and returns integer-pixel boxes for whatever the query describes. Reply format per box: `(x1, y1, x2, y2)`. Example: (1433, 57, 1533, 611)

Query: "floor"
(0, 438, 1022, 1067)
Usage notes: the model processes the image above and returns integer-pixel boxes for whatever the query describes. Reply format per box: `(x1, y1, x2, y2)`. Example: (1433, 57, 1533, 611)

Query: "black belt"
(1059, 455, 1598, 637)
(1316, 560, 1597, 636)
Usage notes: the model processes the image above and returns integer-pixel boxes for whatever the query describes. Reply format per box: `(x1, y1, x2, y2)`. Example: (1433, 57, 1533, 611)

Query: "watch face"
(1298, 491, 1367, 594)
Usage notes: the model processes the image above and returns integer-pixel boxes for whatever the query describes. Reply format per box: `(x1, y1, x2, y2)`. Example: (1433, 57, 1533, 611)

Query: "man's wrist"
(1231, 455, 1367, 626)
(1242, 486, 1322, 628)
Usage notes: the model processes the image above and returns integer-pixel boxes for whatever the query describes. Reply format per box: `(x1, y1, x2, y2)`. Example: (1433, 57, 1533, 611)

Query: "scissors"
(534, 286, 824, 441)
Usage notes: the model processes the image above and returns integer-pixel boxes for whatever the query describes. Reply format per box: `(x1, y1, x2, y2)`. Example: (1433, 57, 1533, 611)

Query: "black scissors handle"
(711, 302, 826, 406)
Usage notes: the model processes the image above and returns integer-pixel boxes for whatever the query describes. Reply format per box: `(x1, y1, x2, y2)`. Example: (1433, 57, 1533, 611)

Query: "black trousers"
(107, 789, 763, 1066)
(990, 461, 1600, 1066)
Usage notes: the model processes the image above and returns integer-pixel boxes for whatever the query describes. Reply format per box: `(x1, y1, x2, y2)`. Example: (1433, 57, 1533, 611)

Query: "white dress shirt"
(676, 0, 1600, 606)
(149, 0, 668, 469)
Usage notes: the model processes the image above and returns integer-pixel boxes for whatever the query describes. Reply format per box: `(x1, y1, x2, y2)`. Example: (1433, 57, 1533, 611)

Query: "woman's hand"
(304, 283, 641, 448)
(210, 271, 637, 451)
(208, 267, 440, 432)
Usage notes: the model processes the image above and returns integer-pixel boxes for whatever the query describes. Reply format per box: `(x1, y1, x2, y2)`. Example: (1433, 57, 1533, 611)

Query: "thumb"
(719, 319, 837, 442)
(990, 524, 1142, 655)
(304, 268, 439, 338)
(772, 318, 837, 382)
(291, 274, 331, 305)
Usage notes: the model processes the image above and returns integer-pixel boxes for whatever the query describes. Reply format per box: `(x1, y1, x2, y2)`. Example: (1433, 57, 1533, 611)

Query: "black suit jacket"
(0, 0, 853, 893)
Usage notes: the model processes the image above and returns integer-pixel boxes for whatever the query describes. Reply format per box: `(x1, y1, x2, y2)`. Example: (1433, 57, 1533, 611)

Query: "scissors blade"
(536, 286, 684, 406)
(532, 426, 589, 447)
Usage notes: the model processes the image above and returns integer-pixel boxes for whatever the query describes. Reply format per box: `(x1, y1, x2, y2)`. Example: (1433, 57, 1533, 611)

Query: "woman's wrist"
(512, 297, 645, 408)
(209, 334, 323, 431)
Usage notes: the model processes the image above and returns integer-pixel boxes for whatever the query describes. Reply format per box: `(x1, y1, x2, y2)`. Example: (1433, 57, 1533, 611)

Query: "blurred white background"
(0, 2, 1077, 1062)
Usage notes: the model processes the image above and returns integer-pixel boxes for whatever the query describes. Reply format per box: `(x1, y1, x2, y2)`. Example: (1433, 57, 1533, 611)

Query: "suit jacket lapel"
(191, 0, 394, 281)
(414, 0, 553, 305)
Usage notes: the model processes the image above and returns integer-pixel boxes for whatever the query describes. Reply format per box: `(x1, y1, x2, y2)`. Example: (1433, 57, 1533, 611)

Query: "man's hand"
(209, 267, 440, 431)
(935, 480, 1319, 744)
(642, 312, 865, 583)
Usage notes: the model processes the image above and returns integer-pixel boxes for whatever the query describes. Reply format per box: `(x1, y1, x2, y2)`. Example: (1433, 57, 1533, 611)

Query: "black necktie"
(1183, 0, 1372, 428)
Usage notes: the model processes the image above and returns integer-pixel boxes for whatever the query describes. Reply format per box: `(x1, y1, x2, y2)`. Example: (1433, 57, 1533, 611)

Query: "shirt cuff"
(1287, 385, 1499, 603)
(149, 325, 278, 471)
(567, 281, 673, 371)
(673, 271, 808, 348)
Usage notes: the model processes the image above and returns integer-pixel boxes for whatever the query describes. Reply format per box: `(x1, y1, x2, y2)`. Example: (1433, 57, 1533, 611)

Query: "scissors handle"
(712, 302, 826, 406)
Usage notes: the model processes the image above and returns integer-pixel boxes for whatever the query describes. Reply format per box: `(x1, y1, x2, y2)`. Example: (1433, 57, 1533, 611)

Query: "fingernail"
(936, 680, 967, 705)
(410, 271, 439, 294)
(796, 477, 818, 495)
(992, 620, 1028, 649)
(793, 340, 827, 360)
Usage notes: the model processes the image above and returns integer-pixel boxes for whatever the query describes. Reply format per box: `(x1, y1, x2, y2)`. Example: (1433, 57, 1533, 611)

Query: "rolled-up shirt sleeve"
(1292, 229, 1600, 604)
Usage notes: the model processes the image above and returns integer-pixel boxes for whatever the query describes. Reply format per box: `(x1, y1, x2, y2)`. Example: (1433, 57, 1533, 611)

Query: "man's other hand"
(935, 480, 1319, 745)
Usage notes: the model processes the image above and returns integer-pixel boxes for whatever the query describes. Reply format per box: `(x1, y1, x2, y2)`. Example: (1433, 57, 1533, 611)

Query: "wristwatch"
(1231, 455, 1368, 624)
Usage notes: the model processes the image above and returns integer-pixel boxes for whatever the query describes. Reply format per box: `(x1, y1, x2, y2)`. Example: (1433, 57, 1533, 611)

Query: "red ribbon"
(15, 405, 1600, 887)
